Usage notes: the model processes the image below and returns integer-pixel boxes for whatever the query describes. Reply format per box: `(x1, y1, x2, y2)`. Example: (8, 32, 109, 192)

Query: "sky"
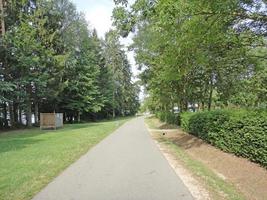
(71, 0, 144, 100)
(72, 0, 137, 76)
(72, 0, 144, 101)
(72, 0, 114, 38)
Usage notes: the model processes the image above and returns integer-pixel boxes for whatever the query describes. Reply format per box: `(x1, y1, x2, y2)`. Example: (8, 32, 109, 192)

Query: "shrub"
(181, 109, 267, 167)
(180, 112, 197, 131)
(156, 111, 180, 125)
(188, 110, 230, 143)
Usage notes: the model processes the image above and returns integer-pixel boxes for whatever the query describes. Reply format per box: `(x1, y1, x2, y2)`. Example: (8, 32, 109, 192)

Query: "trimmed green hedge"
(156, 112, 180, 125)
(180, 112, 196, 131)
(181, 110, 267, 167)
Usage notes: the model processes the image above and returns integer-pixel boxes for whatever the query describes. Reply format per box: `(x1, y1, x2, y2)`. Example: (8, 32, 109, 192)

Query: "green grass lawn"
(0, 117, 131, 200)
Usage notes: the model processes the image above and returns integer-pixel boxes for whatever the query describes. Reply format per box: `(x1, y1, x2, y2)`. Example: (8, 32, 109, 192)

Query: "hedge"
(181, 109, 267, 167)
(180, 112, 196, 131)
(156, 111, 180, 125)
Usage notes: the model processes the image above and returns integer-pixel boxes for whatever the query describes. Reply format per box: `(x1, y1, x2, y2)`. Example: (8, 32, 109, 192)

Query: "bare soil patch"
(150, 126, 267, 200)
(155, 139, 212, 200)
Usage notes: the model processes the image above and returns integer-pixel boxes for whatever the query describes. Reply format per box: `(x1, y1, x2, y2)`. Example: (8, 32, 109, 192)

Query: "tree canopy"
(113, 0, 267, 113)
(0, 0, 139, 128)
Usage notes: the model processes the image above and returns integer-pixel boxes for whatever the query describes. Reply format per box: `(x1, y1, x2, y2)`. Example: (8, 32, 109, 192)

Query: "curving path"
(32, 117, 193, 200)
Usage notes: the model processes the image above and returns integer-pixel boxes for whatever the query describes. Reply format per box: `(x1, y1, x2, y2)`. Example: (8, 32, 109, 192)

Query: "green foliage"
(112, 0, 267, 169)
(103, 30, 140, 117)
(113, 0, 267, 112)
(0, 0, 140, 127)
(156, 112, 180, 125)
(182, 109, 267, 167)
(188, 110, 230, 140)
(180, 112, 196, 131)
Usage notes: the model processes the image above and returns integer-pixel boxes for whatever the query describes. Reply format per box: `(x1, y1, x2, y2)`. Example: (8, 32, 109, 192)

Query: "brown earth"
(147, 118, 267, 200)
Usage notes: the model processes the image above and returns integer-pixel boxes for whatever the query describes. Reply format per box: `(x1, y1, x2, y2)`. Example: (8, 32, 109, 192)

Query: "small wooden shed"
(40, 113, 63, 130)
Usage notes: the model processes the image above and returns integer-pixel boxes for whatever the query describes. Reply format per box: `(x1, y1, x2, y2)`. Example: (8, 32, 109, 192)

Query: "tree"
(0, 0, 140, 129)
(104, 30, 140, 117)
(112, 0, 267, 113)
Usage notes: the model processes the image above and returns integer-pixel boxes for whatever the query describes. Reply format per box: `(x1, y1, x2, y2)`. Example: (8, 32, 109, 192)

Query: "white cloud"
(83, 3, 138, 79)
(84, 6, 139, 79)
(120, 33, 140, 80)
(85, 6, 113, 38)
(74, 0, 141, 96)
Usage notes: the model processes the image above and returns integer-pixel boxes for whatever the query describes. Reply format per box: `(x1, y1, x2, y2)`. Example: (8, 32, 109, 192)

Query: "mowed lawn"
(0, 117, 131, 200)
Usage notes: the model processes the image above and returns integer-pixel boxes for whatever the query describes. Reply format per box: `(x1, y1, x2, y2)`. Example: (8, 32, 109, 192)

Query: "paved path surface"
(33, 117, 194, 200)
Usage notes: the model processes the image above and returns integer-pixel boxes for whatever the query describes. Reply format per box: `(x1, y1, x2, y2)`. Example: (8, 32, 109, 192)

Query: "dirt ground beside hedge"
(147, 118, 267, 200)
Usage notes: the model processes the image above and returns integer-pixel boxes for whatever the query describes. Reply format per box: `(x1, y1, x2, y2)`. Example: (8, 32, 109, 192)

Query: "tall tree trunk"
(201, 101, 205, 111)
(0, 0, 5, 36)
(77, 111, 81, 123)
(208, 74, 214, 111)
(3, 102, 8, 127)
(18, 107, 22, 124)
(179, 100, 183, 113)
(8, 102, 14, 127)
(13, 102, 18, 125)
(184, 100, 188, 111)
(26, 100, 32, 127)
(63, 112, 67, 123)
(112, 90, 116, 118)
(121, 108, 125, 117)
(112, 108, 115, 118)
(26, 84, 32, 127)
(34, 101, 39, 124)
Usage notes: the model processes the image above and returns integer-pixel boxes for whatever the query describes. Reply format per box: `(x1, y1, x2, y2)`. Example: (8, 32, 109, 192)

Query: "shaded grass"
(145, 116, 245, 200)
(0, 117, 131, 200)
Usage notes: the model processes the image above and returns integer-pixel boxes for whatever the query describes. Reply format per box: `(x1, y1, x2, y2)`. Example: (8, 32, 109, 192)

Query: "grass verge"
(145, 117, 245, 200)
(0, 117, 131, 200)
(145, 115, 178, 129)
(159, 137, 244, 200)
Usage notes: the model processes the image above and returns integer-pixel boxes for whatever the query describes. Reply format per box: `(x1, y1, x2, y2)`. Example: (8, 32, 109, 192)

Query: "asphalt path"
(32, 117, 194, 200)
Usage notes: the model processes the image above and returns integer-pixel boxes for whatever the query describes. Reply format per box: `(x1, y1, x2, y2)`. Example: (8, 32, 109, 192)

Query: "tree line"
(113, 0, 267, 113)
(0, 0, 140, 128)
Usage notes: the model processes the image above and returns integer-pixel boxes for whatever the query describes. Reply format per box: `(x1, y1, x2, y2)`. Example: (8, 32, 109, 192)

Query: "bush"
(181, 109, 267, 167)
(180, 112, 196, 131)
(188, 110, 230, 142)
(156, 111, 180, 125)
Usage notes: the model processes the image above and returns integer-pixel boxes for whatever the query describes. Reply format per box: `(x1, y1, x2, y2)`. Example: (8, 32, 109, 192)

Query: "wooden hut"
(40, 113, 63, 130)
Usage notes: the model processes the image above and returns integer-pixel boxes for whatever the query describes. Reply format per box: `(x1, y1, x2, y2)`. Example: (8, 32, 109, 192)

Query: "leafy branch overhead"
(113, 0, 267, 112)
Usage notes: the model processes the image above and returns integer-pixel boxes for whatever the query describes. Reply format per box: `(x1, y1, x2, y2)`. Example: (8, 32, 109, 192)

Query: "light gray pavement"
(32, 117, 194, 200)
